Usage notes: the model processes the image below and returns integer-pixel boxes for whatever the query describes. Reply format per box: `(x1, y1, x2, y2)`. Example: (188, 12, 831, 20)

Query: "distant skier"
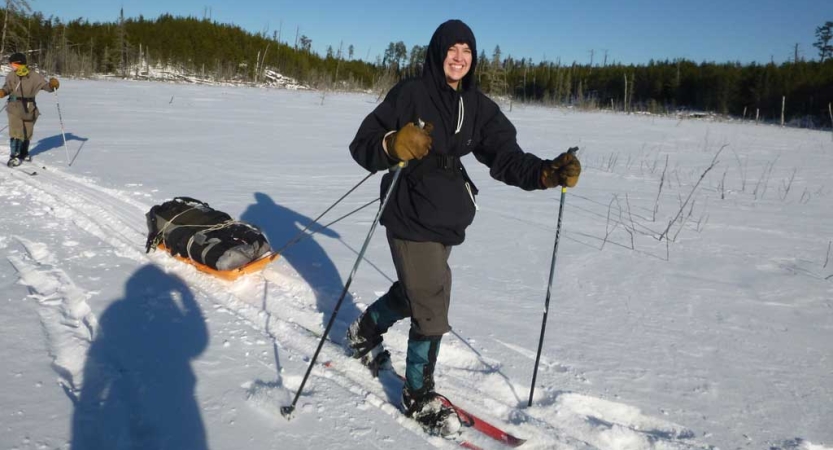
(347, 19, 581, 435)
(0, 52, 60, 167)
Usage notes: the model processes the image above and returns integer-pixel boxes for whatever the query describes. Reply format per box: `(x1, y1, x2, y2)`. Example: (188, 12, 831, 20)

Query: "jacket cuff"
(381, 130, 396, 155)
(381, 131, 400, 166)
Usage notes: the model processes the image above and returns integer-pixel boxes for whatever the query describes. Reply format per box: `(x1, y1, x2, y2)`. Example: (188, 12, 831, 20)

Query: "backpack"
(145, 197, 271, 271)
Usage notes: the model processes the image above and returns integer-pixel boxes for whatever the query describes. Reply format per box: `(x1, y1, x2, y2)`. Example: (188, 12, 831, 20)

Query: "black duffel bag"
(145, 197, 271, 271)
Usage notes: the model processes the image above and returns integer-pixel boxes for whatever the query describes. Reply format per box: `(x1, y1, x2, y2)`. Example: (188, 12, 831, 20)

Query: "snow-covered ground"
(1, 79, 831, 450)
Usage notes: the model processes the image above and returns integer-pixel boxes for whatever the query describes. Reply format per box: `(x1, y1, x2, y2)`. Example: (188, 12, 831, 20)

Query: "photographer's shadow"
(30, 132, 88, 158)
(241, 192, 361, 338)
(72, 265, 209, 450)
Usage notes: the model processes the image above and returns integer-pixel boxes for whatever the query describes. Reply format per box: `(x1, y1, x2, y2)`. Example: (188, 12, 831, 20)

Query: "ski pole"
(527, 147, 578, 408)
(54, 90, 70, 165)
(275, 171, 375, 254)
(0, 105, 7, 134)
(281, 162, 406, 419)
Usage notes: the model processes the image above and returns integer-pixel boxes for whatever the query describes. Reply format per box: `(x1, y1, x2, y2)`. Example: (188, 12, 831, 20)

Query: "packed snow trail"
(2, 163, 712, 450)
(7, 236, 98, 401)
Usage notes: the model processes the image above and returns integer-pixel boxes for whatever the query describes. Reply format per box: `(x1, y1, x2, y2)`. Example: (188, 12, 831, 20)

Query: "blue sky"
(31, 0, 833, 65)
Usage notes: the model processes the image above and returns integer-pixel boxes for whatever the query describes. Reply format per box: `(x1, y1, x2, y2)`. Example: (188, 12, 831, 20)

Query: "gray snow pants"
(386, 230, 453, 337)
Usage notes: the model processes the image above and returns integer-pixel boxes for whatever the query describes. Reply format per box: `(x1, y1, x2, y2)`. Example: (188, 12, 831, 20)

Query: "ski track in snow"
(2, 164, 715, 450)
(7, 236, 98, 400)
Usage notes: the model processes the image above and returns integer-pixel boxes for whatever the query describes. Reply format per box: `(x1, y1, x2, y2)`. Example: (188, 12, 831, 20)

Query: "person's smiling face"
(444, 42, 472, 89)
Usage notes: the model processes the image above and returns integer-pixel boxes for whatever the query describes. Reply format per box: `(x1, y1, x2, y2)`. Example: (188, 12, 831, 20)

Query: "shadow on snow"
(241, 192, 362, 343)
(31, 132, 89, 158)
(71, 265, 209, 450)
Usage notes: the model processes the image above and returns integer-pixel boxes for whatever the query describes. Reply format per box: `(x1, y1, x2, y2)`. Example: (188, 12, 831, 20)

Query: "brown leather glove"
(541, 147, 581, 188)
(384, 122, 433, 162)
(0, 89, 5, 98)
(49, 78, 60, 90)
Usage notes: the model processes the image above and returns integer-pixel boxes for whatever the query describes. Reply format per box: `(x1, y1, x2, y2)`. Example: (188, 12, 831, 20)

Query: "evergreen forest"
(3, 7, 832, 128)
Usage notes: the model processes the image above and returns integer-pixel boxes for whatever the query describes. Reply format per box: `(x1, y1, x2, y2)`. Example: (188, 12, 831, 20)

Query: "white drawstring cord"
(455, 97, 464, 134)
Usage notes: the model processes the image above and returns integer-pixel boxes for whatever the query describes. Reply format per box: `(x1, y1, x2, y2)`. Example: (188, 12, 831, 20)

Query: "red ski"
(441, 396, 526, 447)
(303, 324, 526, 448)
(390, 372, 526, 448)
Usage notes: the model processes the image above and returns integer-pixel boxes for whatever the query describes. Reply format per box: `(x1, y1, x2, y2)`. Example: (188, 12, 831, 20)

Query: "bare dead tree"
(652, 154, 668, 221)
(695, 213, 709, 233)
(117, 7, 128, 77)
(602, 196, 621, 250)
(674, 196, 708, 241)
(610, 195, 635, 249)
(731, 148, 748, 192)
(604, 152, 619, 172)
(718, 167, 728, 200)
(623, 73, 628, 113)
(753, 158, 779, 200)
(669, 193, 688, 242)
(334, 40, 343, 83)
(1, 0, 31, 57)
(781, 96, 786, 127)
(780, 168, 797, 201)
(685, 196, 697, 222)
(649, 153, 660, 175)
(624, 194, 636, 249)
(660, 144, 727, 241)
(800, 187, 811, 204)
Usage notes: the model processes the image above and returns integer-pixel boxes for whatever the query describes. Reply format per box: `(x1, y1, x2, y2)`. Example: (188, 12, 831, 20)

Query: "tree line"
(481, 53, 833, 127)
(2, 7, 831, 128)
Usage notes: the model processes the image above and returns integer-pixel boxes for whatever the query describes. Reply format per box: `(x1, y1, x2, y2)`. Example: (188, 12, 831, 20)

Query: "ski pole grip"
(389, 160, 407, 171)
(565, 146, 579, 191)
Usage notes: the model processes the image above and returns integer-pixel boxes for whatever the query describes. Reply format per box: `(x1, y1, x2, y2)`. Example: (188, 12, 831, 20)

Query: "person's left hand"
(0, 89, 6, 99)
(541, 147, 581, 188)
(49, 78, 60, 90)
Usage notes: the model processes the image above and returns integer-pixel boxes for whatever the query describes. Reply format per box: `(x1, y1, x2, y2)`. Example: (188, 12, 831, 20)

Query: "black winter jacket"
(349, 20, 547, 245)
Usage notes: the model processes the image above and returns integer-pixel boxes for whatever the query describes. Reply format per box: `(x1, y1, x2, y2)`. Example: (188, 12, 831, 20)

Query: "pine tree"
(813, 21, 833, 62)
(489, 45, 506, 97)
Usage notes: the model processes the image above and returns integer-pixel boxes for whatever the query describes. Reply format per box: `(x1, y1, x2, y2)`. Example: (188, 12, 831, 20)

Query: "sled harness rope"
(274, 171, 378, 254)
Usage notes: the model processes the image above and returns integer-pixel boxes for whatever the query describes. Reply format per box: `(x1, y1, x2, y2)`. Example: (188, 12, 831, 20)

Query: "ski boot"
(401, 387, 462, 437)
(7, 157, 21, 167)
(345, 312, 392, 376)
(18, 140, 31, 162)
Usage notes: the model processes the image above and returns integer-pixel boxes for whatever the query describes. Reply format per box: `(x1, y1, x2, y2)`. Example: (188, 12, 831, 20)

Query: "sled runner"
(146, 197, 276, 280)
(156, 242, 279, 281)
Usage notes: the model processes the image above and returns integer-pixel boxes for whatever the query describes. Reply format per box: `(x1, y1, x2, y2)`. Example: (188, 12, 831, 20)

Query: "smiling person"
(347, 19, 581, 435)
(0, 52, 60, 167)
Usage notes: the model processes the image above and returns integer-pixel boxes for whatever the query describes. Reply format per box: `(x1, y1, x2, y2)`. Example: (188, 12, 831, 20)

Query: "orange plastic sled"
(157, 243, 280, 281)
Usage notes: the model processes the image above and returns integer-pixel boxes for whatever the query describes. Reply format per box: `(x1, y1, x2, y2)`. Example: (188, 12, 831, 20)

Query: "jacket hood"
(423, 20, 477, 92)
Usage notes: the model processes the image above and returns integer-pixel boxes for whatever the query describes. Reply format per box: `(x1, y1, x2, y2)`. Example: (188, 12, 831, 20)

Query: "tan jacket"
(3, 69, 54, 121)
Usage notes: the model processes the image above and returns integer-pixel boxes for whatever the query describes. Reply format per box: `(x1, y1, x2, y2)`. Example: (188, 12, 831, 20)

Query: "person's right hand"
(0, 89, 6, 98)
(49, 78, 60, 90)
(384, 122, 433, 162)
